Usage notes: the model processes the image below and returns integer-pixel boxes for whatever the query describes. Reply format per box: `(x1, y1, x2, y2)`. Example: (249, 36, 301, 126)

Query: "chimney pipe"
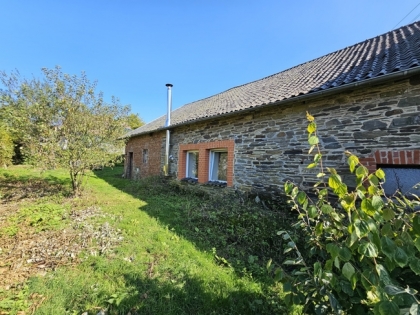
(165, 83, 173, 127)
(164, 83, 173, 176)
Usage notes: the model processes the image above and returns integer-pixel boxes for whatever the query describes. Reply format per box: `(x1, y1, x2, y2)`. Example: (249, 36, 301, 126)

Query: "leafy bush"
(274, 112, 420, 314)
(0, 127, 14, 167)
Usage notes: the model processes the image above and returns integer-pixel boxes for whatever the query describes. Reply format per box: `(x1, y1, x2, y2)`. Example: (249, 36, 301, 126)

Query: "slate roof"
(127, 21, 420, 138)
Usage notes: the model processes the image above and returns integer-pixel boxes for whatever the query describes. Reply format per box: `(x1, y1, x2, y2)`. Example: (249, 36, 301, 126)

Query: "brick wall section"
(360, 150, 420, 172)
(124, 131, 165, 178)
(178, 140, 235, 186)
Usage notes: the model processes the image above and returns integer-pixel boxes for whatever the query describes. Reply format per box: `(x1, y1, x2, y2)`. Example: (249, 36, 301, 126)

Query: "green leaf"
(284, 182, 294, 194)
(308, 205, 318, 218)
(349, 229, 358, 247)
(308, 135, 319, 145)
(381, 223, 393, 237)
(315, 222, 323, 236)
(409, 257, 420, 275)
(334, 256, 340, 269)
(401, 231, 413, 245)
(334, 183, 348, 196)
(296, 191, 306, 205)
(361, 199, 376, 216)
(307, 162, 317, 169)
(376, 264, 392, 285)
(330, 211, 342, 222)
(375, 169, 385, 180)
(339, 247, 352, 262)
(381, 236, 396, 259)
(347, 155, 359, 173)
(355, 220, 370, 238)
(384, 285, 405, 296)
(378, 300, 399, 315)
(326, 243, 340, 258)
(369, 174, 379, 186)
(394, 247, 409, 267)
(283, 281, 292, 292)
(306, 111, 315, 122)
(358, 241, 378, 257)
(329, 174, 342, 189)
(307, 121, 317, 133)
(356, 165, 368, 178)
(414, 238, 420, 252)
(342, 262, 355, 281)
(413, 216, 420, 236)
(321, 204, 333, 214)
(274, 268, 284, 281)
(326, 291, 342, 315)
(314, 153, 322, 163)
(372, 196, 384, 211)
(350, 273, 358, 290)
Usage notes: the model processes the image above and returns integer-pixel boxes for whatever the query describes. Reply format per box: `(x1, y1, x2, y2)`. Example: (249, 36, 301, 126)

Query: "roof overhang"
(125, 66, 420, 139)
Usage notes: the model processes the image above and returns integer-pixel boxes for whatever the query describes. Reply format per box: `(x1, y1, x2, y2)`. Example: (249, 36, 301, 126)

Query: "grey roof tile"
(126, 21, 420, 138)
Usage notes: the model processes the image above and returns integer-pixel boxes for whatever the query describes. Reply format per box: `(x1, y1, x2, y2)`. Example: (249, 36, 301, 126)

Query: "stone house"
(124, 22, 420, 198)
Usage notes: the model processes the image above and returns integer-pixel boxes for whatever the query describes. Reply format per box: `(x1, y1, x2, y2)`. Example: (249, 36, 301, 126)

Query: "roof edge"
(127, 66, 420, 138)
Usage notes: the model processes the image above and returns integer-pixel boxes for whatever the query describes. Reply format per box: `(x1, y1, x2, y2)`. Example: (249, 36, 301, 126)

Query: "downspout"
(163, 83, 173, 176)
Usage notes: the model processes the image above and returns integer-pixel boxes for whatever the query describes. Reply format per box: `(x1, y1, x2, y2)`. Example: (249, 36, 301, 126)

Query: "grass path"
(1, 166, 287, 314)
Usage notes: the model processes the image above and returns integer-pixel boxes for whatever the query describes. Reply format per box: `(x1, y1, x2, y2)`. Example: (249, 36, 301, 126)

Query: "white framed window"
(186, 151, 199, 178)
(209, 150, 227, 182)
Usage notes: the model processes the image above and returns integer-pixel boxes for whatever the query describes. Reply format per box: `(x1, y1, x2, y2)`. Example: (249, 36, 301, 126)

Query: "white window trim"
(186, 150, 199, 178)
(209, 149, 227, 183)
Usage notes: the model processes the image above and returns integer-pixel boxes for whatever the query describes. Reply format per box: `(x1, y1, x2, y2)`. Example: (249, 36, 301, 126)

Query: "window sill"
(180, 177, 198, 184)
(203, 180, 227, 188)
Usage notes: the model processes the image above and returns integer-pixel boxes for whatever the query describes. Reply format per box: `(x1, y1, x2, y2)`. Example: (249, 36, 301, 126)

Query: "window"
(380, 166, 420, 197)
(209, 150, 227, 182)
(186, 151, 199, 178)
(143, 149, 148, 164)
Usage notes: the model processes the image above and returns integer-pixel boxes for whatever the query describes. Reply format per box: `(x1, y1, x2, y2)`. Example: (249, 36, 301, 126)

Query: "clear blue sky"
(2, 1, 420, 123)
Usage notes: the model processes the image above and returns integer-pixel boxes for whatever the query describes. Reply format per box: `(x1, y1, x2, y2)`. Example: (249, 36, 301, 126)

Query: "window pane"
(187, 152, 199, 178)
(382, 167, 420, 196)
(217, 152, 227, 181)
(143, 149, 148, 164)
(209, 151, 227, 181)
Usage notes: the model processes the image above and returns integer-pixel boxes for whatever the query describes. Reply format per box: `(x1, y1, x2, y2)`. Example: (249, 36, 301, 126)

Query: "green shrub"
(0, 127, 14, 167)
(274, 112, 420, 314)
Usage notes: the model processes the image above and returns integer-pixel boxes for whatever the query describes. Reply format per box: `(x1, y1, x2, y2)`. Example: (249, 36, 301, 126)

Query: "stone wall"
(166, 75, 420, 198)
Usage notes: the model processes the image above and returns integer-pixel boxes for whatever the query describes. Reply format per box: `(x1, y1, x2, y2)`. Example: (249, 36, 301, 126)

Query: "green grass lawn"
(0, 166, 296, 314)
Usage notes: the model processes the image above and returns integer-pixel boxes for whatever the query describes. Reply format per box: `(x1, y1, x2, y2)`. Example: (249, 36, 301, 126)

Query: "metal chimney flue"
(164, 83, 173, 176)
(165, 83, 173, 127)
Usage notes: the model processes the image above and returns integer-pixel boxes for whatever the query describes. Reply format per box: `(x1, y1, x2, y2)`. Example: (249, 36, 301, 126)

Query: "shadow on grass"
(93, 167, 289, 278)
(0, 171, 73, 201)
(115, 272, 284, 315)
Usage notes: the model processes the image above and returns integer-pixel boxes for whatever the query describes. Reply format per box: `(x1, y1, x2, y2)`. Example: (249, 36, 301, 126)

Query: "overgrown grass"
(0, 166, 297, 314)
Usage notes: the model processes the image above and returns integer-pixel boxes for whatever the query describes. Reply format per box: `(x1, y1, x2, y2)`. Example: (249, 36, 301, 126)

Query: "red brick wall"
(178, 140, 234, 186)
(360, 149, 420, 173)
(125, 131, 164, 179)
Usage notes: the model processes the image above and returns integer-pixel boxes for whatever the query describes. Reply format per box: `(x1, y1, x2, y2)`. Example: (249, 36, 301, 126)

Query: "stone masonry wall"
(125, 131, 165, 179)
(166, 75, 420, 198)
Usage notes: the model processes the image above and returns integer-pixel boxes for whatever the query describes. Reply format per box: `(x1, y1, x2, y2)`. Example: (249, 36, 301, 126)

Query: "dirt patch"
(0, 204, 123, 290)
